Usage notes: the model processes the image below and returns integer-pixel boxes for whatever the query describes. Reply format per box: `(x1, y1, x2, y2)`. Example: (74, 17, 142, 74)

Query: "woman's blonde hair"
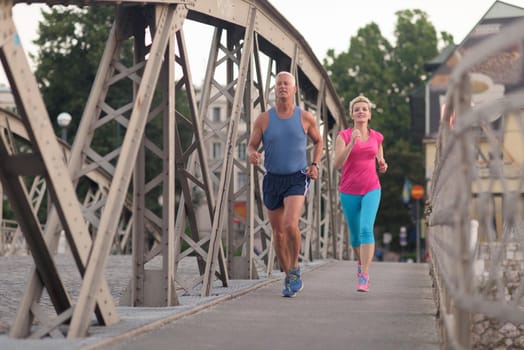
(349, 95, 375, 113)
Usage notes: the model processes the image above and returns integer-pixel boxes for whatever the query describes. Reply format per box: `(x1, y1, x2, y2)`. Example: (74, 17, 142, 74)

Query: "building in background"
(410, 0, 524, 237)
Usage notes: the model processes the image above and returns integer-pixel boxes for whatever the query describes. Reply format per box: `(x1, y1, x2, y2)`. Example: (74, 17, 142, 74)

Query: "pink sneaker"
(357, 273, 369, 292)
(357, 263, 362, 278)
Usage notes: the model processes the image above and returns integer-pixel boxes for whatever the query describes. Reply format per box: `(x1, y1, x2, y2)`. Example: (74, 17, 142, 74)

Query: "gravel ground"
(0, 254, 207, 334)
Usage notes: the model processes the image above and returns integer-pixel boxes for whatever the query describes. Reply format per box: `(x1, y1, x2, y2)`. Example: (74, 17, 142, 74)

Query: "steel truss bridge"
(0, 0, 348, 339)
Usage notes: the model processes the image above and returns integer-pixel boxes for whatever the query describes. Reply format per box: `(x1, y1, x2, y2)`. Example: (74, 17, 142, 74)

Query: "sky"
(3, 0, 524, 86)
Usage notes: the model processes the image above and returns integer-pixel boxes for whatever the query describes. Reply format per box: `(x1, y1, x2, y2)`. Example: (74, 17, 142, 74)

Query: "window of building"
(213, 142, 222, 159)
(212, 107, 221, 122)
(238, 143, 246, 160)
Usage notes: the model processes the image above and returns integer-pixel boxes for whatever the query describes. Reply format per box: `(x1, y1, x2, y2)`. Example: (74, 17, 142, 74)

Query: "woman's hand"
(378, 158, 388, 173)
(350, 129, 361, 145)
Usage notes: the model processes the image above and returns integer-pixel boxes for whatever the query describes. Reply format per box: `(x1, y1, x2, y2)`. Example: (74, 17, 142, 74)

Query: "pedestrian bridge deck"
(0, 256, 439, 350)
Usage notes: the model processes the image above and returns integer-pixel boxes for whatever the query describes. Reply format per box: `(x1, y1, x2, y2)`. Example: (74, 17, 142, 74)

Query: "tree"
(324, 22, 394, 126)
(33, 5, 119, 141)
(323, 9, 452, 249)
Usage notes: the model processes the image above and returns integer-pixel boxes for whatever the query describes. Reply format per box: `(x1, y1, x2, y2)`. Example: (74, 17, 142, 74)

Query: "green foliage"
(375, 139, 425, 238)
(324, 23, 394, 117)
(33, 5, 118, 142)
(324, 9, 451, 247)
(440, 31, 455, 47)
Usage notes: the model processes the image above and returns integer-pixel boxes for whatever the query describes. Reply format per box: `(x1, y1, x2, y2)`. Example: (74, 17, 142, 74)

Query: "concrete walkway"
(0, 259, 440, 350)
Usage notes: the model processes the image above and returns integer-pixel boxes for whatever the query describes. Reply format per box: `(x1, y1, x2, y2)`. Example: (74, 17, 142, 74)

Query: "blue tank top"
(263, 106, 307, 174)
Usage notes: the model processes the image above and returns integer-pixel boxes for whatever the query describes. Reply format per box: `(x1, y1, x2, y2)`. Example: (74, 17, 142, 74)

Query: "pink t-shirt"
(338, 128, 384, 195)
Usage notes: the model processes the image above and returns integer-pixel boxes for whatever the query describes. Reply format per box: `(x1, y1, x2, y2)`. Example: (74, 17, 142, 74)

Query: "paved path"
(0, 257, 440, 350)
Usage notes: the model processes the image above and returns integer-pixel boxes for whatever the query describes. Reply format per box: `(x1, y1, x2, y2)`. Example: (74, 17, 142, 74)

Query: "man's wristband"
(311, 162, 319, 169)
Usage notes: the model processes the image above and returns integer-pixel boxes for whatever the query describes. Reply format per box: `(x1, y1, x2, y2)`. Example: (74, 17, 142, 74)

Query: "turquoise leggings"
(340, 189, 381, 247)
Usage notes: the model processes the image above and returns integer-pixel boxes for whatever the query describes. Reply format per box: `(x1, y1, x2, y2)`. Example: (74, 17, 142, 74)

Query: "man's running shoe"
(289, 267, 303, 293)
(282, 276, 297, 297)
(357, 272, 369, 292)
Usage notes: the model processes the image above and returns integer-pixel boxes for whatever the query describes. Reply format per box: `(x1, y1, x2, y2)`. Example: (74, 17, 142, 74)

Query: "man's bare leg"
(282, 195, 305, 270)
(267, 208, 290, 274)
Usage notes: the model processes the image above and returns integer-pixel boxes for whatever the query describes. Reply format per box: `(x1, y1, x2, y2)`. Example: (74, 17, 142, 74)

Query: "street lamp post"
(56, 112, 72, 142)
(55, 112, 72, 254)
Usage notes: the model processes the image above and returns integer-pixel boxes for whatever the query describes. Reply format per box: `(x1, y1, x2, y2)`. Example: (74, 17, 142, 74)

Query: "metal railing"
(0, 219, 25, 256)
(428, 18, 524, 349)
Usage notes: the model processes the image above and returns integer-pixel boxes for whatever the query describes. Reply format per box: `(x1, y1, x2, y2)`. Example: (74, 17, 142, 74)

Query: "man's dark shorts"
(262, 170, 311, 210)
